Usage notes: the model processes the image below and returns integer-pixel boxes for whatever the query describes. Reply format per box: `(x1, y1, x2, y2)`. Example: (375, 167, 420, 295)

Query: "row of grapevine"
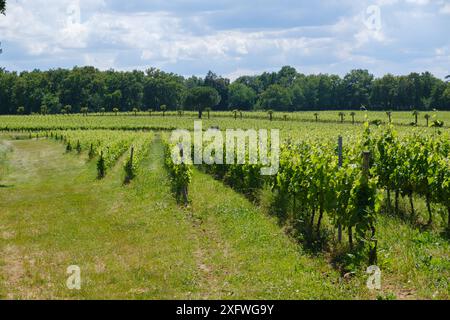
(42, 130, 151, 180)
(199, 153, 265, 200)
(269, 126, 380, 263)
(374, 127, 450, 227)
(163, 140, 192, 205)
(123, 134, 152, 183)
(194, 124, 449, 264)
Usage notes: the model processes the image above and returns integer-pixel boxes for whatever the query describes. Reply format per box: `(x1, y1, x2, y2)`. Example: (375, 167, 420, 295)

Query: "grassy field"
(0, 112, 449, 300)
(0, 135, 366, 299)
(1, 110, 450, 127)
(1, 112, 448, 145)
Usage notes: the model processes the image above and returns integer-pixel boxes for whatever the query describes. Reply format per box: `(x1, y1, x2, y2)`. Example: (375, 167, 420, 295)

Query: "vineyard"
(0, 112, 449, 300)
(170, 123, 450, 266)
(29, 130, 153, 182)
(1, 110, 449, 131)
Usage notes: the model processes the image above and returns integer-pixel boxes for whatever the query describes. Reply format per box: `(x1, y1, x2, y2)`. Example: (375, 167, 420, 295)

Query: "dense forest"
(0, 66, 449, 115)
(0, 0, 449, 115)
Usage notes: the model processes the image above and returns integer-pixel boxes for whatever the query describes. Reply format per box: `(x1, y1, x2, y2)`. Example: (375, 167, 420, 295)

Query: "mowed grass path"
(0, 136, 369, 299)
(0, 137, 201, 299)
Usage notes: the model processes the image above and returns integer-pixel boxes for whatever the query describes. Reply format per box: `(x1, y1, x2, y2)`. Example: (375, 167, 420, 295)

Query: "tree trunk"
(369, 224, 377, 265)
(182, 186, 188, 205)
(447, 206, 450, 231)
(409, 193, 415, 223)
(316, 205, 324, 237)
(338, 224, 342, 243)
(386, 189, 391, 213)
(395, 190, 400, 216)
(426, 194, 432, 225)
(310, 207, 316, 238)
(292, 195, 296, 214)
(348, 227, 353, 250)
(198, 109, 203, 119)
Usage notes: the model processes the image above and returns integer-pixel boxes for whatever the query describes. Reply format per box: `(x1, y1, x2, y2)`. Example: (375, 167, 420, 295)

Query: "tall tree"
(204, 71, 229, 110)
(277, 66, 298, 87)
(370, 74, 398, 110)
(0, 65, 449, 115)
(143, 68, 185, 110)
(260, 84, 292, 111)
(185, 86, 221, 119)
(343, 69, 374, 109)
(228, 82, 256, 110)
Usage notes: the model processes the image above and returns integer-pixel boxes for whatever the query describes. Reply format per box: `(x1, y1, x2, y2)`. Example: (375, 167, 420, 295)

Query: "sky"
(0, 0, 449, 80)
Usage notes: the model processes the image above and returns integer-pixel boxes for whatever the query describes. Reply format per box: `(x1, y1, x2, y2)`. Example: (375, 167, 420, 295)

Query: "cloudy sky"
(0, 0, 449, 79)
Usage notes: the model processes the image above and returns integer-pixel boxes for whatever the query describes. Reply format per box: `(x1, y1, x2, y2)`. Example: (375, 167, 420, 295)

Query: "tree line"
(0, 66, 449, 116)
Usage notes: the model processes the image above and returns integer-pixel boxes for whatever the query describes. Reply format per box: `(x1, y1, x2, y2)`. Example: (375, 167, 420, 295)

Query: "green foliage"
(185, 86, 221, 119)
(160, 105, 167, 117)
(374, 128, 450, 226)
(271, 136, 381, 257)
(97, 151, 106, 179)
(431, 120, 444, 127)
(260, 84, 292, 111)
(88, 143, 95, 159)
(228, 82, 256, 110)
(143, 68, 186, 110)
(370, 119, 382, 126)
(123, 135, 151, 183)
(63, 105, 72, 114)
(40, 105, 49, 115)
(163, 142, 192, 205)
(54, 130, 150, 179)
(1, 67, 450, 115)
(16, 106, 25, 115)
(76, 140, 81, 154)
(205, 107, 211, 119)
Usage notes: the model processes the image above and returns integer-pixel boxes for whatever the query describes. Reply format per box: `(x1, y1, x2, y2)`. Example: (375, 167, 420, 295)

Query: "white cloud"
(439, 3, 450, 14)
(0, 0, 448, 79)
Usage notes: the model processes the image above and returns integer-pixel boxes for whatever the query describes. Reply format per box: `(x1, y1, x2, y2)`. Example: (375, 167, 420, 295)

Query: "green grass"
(1, 113, 448, 146)
(1, 134, 449, 299)
(0, 137, 200, 299)
(375, 213, 450, 299)
(186, 169, 370, 299)
(0, 135, 366, 299)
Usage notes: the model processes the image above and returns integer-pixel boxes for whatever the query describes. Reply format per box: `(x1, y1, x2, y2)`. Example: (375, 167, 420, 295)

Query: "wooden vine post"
(130, 146, 134, 167)
(179, 144, 189, 205)
(337, 136, 343, 243)
(363, 150, 377, 265)
(362, 151, 370, 175)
